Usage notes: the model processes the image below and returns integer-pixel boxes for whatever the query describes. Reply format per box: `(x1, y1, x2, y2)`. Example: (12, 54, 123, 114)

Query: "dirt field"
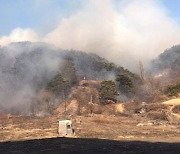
(0, 113, 180, 153)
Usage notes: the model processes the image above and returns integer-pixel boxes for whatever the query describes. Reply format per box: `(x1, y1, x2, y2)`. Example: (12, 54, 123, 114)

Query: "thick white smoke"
(0, 0, 180, 71)
(0, 28, 39, 45)
(0, 42, 63, 114)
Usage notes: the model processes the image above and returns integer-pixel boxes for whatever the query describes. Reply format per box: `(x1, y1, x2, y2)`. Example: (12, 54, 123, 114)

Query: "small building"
(58, 120, 74, 136)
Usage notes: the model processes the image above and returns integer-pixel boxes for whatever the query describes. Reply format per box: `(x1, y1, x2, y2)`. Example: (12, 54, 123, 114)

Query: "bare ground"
(0, 113, 180, 153)
(0, 137, 180, 154)
(0, 114, 180, 142)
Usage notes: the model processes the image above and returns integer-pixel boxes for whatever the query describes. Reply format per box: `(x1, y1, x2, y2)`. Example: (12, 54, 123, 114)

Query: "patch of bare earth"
(1, 113, 179, 143)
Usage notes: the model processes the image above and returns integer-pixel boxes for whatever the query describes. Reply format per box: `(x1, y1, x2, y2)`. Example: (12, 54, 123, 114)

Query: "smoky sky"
(0, 0, 180, 72)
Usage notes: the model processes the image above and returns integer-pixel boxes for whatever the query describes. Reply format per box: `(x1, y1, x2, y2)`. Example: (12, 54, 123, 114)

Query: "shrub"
(164, 82, 180, 97)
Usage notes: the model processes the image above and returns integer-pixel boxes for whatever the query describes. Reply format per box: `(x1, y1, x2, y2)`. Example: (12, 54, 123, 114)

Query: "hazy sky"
(0, 0, 179, 35)
(0, 0, 180, 71)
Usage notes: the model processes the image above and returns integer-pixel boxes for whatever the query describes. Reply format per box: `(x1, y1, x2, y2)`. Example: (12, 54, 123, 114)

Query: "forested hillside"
(0, 42, 139, 115)
(151, 45, 180, 72)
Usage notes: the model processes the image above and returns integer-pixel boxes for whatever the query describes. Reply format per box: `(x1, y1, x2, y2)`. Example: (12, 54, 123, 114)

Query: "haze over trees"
(0, 42, 179, 115)
(151, 45, 180, 72)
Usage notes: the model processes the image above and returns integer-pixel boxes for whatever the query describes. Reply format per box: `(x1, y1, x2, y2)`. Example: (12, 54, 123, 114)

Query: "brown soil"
(0, 114, 180, 153)
(0, 113, 180, 143)
(0, 97, 180, 153)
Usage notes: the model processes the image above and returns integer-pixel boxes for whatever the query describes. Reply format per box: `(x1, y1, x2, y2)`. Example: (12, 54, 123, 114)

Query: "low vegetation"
(164, 82, 180, 97)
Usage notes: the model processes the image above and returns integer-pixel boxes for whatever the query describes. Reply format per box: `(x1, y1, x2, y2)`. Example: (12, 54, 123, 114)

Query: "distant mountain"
(151, 45, 180, 72)
(150, 45, 180, 85)
(0, 41, 135, 81)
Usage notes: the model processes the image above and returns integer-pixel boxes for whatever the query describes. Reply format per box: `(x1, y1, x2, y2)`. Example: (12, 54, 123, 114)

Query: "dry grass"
(172, 105, 180, 113)
(146, 111, 167, 120)
(144, 103, 167, 112)
(0, 115, 59, 142)
(92, 116, 115, 124)
(162, 98, 180, 105)
(1, 105, 180, 143)
(115, 104, 125, 113)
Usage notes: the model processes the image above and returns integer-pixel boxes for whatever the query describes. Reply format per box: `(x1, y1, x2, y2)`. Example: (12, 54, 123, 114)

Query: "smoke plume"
(0, 0, 180, 72)
(0, 42, 62, 114)
(0, 0, 180, 114)
(0, 42, 120, 114)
